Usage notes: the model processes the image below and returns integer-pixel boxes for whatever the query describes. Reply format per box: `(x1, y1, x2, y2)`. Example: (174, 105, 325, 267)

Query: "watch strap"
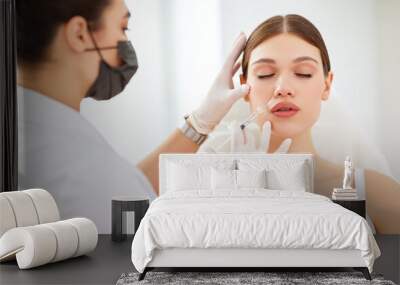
(180, 115, 208, 145)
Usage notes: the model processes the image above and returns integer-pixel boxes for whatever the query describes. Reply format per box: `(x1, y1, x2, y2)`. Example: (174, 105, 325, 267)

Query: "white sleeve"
(18, 90, 157, 234)
(19, 133, 157, 234)
(101, 149, 157, 202)
(58, 143, 157, 233)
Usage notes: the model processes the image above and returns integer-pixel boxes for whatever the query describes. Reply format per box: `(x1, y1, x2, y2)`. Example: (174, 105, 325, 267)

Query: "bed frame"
(138, 154, 372, 281)
(139, 248, 371, 280)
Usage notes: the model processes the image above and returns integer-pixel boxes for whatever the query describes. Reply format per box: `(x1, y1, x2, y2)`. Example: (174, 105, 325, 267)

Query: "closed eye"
(295, 73, 312, 78)
(257, 74, 275, 79)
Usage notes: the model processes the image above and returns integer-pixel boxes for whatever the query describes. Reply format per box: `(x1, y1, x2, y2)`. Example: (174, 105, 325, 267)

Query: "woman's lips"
(270, 102, 300, 118)
(273, 110, 298, 118)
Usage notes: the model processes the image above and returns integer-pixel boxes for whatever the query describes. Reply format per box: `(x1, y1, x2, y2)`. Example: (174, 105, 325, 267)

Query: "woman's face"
(66, 0, 131, 91)
(243, 33, 333, 139)
(90, 0, 130, 67)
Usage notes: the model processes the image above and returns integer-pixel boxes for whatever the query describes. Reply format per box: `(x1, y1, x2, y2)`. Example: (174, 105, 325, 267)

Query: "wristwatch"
(180, 115, 208, 145)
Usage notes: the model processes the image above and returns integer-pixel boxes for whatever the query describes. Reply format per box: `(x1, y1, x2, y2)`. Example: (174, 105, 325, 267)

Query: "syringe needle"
(239, 102, 269, 130)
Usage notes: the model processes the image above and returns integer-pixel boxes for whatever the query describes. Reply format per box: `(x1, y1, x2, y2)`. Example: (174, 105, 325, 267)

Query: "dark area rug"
(116, 271, 396, 285)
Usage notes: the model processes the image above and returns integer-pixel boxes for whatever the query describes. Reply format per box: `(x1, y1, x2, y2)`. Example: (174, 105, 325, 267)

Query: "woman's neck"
(268, 128, 317, 154)
(18, 62, 85, 112)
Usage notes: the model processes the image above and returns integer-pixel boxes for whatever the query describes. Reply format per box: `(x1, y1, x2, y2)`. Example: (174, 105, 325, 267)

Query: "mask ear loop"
(86, 29, 106, 62)
(86, 28, 115, 96)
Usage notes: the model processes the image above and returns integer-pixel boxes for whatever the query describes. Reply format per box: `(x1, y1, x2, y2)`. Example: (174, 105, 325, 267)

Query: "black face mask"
(85, 32, 138, 100)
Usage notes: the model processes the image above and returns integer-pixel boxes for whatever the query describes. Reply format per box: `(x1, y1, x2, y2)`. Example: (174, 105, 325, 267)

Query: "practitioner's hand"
(230, 121, 292, 153)
(188, 33, 250, 134)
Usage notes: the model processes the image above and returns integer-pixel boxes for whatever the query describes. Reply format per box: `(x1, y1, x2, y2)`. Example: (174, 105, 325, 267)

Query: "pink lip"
(271, 102, 300, 118)
(273, 110, 298, 118)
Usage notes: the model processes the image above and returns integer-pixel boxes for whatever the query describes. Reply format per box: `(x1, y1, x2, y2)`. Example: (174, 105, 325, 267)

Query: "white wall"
(376, 0, 400, 180)
(158, 0, 224, 128)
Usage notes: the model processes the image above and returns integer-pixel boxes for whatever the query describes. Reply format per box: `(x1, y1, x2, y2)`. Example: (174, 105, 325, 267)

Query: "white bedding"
(131, 189, 380, 273)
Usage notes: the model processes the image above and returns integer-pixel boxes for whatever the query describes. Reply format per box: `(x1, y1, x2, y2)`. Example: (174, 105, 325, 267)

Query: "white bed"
(131, 154, 380, 281)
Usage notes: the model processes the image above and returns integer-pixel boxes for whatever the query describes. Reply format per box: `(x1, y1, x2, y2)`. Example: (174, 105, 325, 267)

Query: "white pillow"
(266, 162, 307, 191)
(238, 159, 310, 192)
(167, 162, 211, 191)
(211, 168, 268, 190)
(211, 168, 236, 190)
(236, 169, 267, 189)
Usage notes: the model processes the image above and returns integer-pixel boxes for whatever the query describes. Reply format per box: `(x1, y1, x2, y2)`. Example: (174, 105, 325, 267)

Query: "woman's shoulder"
(314, 156, 343, 179)
(314, 156, 400, 192)
(364, 168, 400, 190)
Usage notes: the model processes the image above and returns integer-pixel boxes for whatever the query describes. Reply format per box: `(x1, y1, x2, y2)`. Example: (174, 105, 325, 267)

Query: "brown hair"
(17, 0, 111, 64)
(241, 14, 331, 78)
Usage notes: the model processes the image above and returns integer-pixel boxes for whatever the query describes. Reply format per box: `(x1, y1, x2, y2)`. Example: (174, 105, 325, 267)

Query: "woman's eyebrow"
(293, 56, 318, 64)
(251, 58, 276, 66)
(251, 56, 319, 66)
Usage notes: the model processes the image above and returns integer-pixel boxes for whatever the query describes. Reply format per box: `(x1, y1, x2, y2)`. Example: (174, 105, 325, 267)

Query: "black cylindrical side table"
(332, 199, 366, 218)
(112, 196, 149, 242)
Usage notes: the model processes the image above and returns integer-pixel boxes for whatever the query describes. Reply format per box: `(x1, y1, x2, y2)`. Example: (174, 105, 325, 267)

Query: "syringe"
(240, 102, 269, 130)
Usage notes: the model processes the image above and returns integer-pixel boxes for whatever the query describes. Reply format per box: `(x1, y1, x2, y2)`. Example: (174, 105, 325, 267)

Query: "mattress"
(131, 189, 380, 273)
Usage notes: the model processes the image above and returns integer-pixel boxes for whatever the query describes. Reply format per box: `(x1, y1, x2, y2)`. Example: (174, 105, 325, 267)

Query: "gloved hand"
(188, 33, 250, 134)
(229, 120, 292, 153)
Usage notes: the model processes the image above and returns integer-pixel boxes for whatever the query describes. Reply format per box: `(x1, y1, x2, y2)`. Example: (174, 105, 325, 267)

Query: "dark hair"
(242, 14, 331, 78)
(16, 0, 111, 64)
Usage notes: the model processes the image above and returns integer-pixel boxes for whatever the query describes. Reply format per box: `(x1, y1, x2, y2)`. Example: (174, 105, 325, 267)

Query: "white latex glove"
(188, 33, 250, 134)
(229, 120, 292, 153)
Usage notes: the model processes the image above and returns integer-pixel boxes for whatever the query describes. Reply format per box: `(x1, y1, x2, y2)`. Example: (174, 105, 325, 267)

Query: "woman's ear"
(240, 74, 250, 102)
(321, 71, 334, 101)
(64, 16, 92, 53)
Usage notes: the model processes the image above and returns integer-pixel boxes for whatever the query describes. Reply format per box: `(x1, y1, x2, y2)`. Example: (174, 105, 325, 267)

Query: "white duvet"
(131, 189, 380, 273)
